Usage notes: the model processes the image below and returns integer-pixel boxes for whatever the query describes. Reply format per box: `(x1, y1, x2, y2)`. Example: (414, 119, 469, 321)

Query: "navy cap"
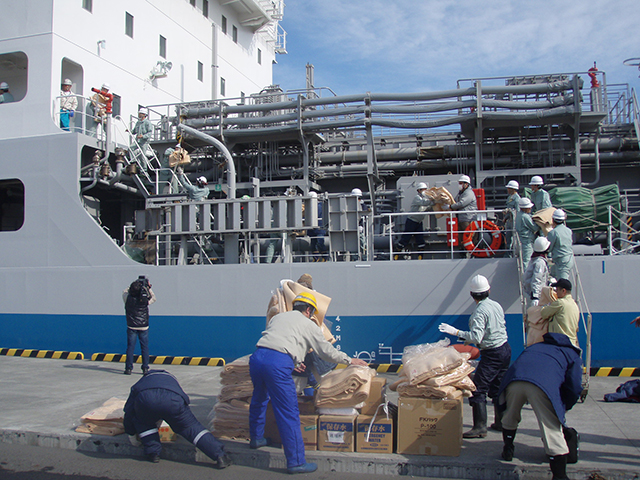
(551, 278, 572, 291)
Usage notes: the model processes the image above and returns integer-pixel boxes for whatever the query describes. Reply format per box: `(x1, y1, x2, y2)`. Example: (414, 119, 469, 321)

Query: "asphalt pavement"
(0, 355, 639, 480)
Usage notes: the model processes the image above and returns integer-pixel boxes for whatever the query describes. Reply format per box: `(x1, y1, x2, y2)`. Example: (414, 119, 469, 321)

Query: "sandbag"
(168, 147, 191, 167)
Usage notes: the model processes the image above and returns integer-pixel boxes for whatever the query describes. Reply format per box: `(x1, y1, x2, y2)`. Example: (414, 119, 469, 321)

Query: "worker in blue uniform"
(249, 292, 368, 474)
(497, 332, 582, 480)
(123, 369, 231, 469)
(547, 209, 575, 280)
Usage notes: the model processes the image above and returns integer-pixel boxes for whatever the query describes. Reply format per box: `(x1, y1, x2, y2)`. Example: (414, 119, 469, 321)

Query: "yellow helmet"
(293, 292, 318, 311)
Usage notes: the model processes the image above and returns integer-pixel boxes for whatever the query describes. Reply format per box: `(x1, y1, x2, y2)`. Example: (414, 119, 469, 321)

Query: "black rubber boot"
(463, 402, 487, 438)
(549, 453, 569, 480)
(490, 401, 503, 431)
(501, 428, 516, 461)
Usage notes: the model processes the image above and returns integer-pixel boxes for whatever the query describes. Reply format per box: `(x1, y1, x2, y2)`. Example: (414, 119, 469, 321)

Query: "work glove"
(441, 204, 450, 211)
(531, 299, 539, 306)
(438, 323, 459, 337)
(176, 166, 184, 174)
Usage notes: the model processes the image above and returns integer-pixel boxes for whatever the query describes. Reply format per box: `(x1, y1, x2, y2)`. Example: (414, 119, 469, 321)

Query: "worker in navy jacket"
(123, 370, 231, 469)
(497, 333, 582, 480)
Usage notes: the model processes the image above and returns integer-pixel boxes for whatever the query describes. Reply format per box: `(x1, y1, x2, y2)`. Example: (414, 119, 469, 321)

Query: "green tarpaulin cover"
(548, 184, 620, 232)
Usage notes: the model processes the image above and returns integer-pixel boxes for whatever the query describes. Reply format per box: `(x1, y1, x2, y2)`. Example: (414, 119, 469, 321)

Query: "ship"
(1, 0, 639, 373)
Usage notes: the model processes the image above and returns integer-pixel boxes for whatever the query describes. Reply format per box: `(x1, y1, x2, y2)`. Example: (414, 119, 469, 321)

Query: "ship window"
(232, 25, 238, 43)
(0, 179, 25, 231)
(82, 0, 92, 13)
(220, 77, 226, 96)
(125, 12, 134, 38)
(159, 35, 167, 59)
(258, 49, 262, 65)
(0, 52, 28, 104)
(197, 61, 203, 82)
(203, 0, 209, 18)
(221, 16, 227, 34)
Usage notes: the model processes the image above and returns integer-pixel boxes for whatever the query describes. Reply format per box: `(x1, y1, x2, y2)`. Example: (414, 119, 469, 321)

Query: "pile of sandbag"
(211, 355, 252, 439)
(75, 397, 126, 436)
(390, 340, 476, 399)
(314, 365, 377, 409)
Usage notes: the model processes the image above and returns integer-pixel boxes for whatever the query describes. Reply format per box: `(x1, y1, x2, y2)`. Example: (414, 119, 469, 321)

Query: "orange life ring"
(462, 220, 502, 258)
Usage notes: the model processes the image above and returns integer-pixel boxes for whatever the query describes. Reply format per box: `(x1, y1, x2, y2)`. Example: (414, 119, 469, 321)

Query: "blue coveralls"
(530, 188, 552, 213)
(123, 370, 225, 460)
(250, 347, 305, 468)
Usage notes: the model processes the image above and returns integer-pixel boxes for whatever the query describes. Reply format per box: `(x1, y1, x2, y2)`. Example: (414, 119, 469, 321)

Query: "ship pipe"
(81, 165, 100, 193)
(177, 124, 236, 198)
(582, 128, 601, 187)
(285, 151, 640, 178)
(182, 104, 576, 130)
(186, 106, 576, 139)
(179, 80, 575, 119)
(314, 136, 632, 165)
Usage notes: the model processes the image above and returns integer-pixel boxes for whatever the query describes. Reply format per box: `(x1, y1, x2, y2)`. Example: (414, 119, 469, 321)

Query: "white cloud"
(274, 0, 640, 94)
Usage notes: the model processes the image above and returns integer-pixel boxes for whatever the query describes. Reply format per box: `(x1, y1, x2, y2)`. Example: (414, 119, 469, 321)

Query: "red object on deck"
(473, 188, 486, 211)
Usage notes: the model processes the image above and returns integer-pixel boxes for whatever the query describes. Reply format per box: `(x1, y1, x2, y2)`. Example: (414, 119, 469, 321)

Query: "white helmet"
(416, 182, 428, 191)
(101, 83, 110, 91)
(533, 236, 551, 253)
(0, 82, 8, 90)
(138, 109, 147, 116)
(308, 191, 318, 198)
(458, 175, 471, 184)
(470, 274, 490, 293)
(506, 180, 519, 190)
(552, 209, 566, 222)
(62, 78, 73, 86)
(529, 175, 544, 186)
(518, 197, 534, 209)
(351, 188, 363, 197)
(197, 176, 208, 186)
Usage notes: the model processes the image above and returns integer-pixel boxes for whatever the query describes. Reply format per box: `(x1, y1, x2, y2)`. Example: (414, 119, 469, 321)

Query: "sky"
(273, 0, 640, 96)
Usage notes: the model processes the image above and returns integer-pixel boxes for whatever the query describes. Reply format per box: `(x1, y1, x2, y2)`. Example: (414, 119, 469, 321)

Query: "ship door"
(61, 58, 84, 131)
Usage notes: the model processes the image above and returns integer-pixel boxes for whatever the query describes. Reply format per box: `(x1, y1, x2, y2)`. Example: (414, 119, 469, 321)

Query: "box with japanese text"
(318, 415, 356, 452)
(397, 397, 462, 456)
(300, 415, 318, 450)
(356, 415, 393, 453)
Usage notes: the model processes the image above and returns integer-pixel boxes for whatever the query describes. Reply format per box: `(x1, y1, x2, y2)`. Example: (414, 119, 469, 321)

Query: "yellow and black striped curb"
(590, 367, 640, 377)
(340, 364, 640, 377)
(0, 348, 84, 360)
(91, 353, 225, 367)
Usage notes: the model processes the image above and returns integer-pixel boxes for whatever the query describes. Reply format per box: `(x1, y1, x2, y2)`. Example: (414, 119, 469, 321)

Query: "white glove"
(128, 434, 141, 447)
(176, 166, 183, 174)
(438, 323, 459, 337)
(441, 204, 450, 211)
(531, 299, 539, 306)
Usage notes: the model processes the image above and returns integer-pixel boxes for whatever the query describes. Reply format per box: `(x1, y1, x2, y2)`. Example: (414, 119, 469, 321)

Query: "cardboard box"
(300, 415, 318, 451)
(318, 415, 356, 452)
(397, 397, 462, 456)
(264, 406, 318, 451)
(356, 415, 393, 453)
(158, 421, 177, 442)
(360, 376, 387, 415)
